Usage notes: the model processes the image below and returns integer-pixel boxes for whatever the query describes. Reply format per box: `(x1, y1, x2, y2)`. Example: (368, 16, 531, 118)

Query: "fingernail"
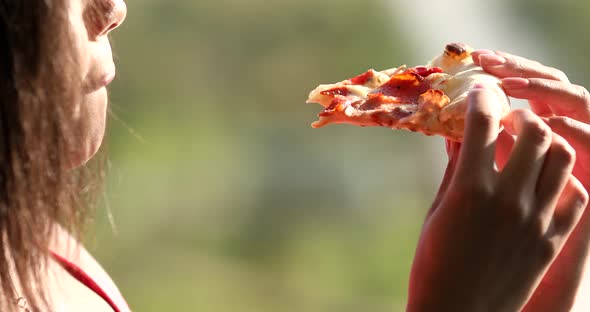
(501, 119, 515, 135)
(500, 112, 518, 135)
(471, 50, 495, 64)
(479, 54, 506, 66)
(472, 49, 495, 57)
(502, 78, 530, 89)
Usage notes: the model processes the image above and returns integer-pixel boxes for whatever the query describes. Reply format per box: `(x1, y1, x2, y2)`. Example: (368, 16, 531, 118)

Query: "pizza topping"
(320, 87, 350, 96)
(349, 70, 375, 85)
(315, 68, 440, 115)
(323, 96, 347, 111)
(312, 67, 444, 125)
(373, 72, 430, 102)
(409, 66, 443, 78)
(354, 94, 401, 111)
(306, 43, 511, 141)
(445, 43, 467, 57)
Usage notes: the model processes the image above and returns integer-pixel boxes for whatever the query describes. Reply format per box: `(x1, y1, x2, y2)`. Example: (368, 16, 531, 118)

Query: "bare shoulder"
(47, 225, 131, 312)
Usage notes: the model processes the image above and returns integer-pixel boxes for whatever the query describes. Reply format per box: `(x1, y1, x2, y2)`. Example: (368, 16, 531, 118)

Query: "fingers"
(471, 49, 495, 64)
(471, 50, 590, 123)
(429, 141, 461, 216)
(501, 78, 553, 117)
(502, 78, 590, 123)
(445, 139, 452, 155)
(499, 109, 552, 197)
(495, 129, 515, 171)
(551, 176, 589, 237)
(543, 116, 590, 152)
(439, 140, 461, 199)
(472, 50, 570, 82)
(543, 116, 590, 178)
(534, 133, 576, 222)
(447, 140, 462, 160)
(455, 87, 501, 181)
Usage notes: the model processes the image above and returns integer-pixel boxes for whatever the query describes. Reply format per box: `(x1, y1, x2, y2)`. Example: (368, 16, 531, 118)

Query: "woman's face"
(68, 0, 126, 166)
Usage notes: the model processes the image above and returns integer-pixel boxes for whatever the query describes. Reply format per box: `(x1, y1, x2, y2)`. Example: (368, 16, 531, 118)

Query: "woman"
(0, 0, 128, 311)
(0, 1, 588, 312)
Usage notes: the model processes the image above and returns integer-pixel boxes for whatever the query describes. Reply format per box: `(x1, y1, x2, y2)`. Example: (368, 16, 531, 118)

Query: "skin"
(471, 49, 590, 312)
(58, 0, 128, 309)
(69, 0, 127, 167)
(407, 86, 589, 312)
(6, 1, 130, 311)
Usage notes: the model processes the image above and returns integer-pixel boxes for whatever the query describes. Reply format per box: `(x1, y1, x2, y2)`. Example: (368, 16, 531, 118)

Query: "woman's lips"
(101, 70, 116, 87)
(83, 70, 116, 93)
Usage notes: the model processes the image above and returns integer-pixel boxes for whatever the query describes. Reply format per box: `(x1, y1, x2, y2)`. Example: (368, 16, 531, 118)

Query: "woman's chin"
(67, 132, 104, 169)
(67, 89, 108, 169)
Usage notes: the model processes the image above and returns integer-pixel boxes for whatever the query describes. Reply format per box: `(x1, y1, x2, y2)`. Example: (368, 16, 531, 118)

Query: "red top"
(49, 250, 128, 312)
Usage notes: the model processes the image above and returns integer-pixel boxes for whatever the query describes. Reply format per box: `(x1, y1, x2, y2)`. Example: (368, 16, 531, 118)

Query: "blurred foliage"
(85, 0, 590, 311)
(93, 0, 431, 311)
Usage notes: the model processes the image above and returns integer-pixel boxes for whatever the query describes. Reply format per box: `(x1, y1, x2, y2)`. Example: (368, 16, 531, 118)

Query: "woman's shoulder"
(48, 225, 131, 312)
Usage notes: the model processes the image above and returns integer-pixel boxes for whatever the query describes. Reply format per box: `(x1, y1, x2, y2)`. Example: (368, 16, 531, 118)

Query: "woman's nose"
(101, 0, 127, 36)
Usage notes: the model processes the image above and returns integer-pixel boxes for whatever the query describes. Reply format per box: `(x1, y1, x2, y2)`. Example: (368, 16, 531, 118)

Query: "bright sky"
(384, 0, 550, 63)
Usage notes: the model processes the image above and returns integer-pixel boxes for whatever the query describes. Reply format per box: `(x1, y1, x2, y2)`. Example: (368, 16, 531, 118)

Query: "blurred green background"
(86, 0, 590, 311)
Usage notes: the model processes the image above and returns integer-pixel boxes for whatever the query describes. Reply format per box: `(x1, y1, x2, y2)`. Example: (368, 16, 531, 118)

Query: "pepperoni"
(357, 94, 399, 111)
(319, 97, 346, 116)
(410, 66, 443, 78)
(375, 72, 430, 102)
(312, 66, 443, 126)
(349, 70, 374, 85)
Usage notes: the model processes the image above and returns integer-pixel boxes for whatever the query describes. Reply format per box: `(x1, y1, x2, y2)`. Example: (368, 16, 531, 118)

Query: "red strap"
(49, 251, 121, 312)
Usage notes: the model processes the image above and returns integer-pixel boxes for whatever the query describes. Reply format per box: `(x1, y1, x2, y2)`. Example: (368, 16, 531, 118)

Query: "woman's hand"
(472, 49, 590, 187)
(473, 50, 590, 311)
(406, 87, 588, 312)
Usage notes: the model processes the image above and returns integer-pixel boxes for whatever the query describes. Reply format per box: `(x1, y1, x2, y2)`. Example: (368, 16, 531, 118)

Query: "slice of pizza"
(306, 43, 510, 141)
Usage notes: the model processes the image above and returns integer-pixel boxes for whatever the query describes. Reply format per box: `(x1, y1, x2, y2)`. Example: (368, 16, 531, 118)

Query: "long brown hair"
(0, 0, 102, 310)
